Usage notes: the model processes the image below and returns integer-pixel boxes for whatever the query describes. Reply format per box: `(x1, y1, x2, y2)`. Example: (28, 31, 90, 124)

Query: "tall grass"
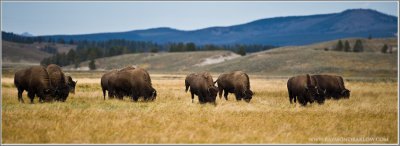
(1, 75, 398, 144)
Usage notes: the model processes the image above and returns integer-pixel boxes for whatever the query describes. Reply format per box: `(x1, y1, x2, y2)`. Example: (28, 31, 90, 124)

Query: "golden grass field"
(1, 74, 398, 144)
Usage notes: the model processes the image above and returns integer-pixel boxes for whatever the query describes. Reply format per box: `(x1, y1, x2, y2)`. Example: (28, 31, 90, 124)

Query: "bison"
(214, 71, 253, 102)
(313, 75, 350, 99)
(108, 68, 156, 101)
(185, 72, 219, 104)
(46, 64, 71, 102)
(101, 65, 135, 100)
(287, 74, 325, 106)
(14, 66, 55, 103)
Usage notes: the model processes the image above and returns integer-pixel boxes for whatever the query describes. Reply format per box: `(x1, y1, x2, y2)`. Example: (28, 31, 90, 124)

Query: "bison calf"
(214, 71, 253, 102)
(185, 72, 218, 104)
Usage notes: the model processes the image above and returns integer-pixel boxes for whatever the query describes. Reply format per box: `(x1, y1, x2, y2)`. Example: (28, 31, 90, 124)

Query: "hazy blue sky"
(1, 1, 398, 36)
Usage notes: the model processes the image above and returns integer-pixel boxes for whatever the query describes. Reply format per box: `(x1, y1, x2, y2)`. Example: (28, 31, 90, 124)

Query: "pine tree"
(89, 59, 96, 70)
(186, 42, 196, 51)
(237, 46, 246, 56)
(381, 44, 388, 53)
(335, 40, 344, 51)
(344, 40, 351, 52)
(150, 48, 158, 53)
(353, 39, 364, 52)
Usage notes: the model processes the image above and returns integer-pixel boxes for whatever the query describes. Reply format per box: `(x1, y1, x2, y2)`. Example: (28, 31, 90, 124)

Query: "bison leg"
(234, 92, 242, 101)
(288, 90, 293, 104)
(108, 91, 114, 99)
(298, 96, 307, 106)
(18, 89, 24, 103)
(218, 88, 223, 99)
(223, 90, 229, 101)
(191, 92, 195, 103)
(103, 89, 106, 100)
(27, 92, 35, 104)
(132, 96, 139, 102)
(198, 92, 205, 104)
(118, 94, 123, 100)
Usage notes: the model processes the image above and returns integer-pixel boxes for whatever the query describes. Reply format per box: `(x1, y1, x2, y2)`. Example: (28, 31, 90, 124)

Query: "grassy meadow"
(1, 73, 398, 144)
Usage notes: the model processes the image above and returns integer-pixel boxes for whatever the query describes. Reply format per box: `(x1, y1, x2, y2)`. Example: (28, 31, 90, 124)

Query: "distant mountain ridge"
(40, 9, 398, 46)
(21, 32, 34, 37)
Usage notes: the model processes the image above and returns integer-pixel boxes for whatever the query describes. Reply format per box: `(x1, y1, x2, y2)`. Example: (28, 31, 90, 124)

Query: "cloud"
(361, 2, 371, 8)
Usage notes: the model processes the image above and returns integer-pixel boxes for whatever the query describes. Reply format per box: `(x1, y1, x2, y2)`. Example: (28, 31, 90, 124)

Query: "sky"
(1, 1, 398, 36)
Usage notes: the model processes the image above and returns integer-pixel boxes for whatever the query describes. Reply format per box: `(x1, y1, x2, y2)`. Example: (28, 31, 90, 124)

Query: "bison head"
(243, 90, 254, 103)
(67, 76, 77, 94)
(341, 89, 350, 98)
(42, 88, 56, 102)
(146, 87, 157, 101)
(305, 85, 320, 103)
(316, 89, 326, 104)
(208, 86, 219, 102)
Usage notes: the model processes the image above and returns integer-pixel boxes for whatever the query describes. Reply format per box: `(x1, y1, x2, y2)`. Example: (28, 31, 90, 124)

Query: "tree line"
(2, 31, 46, 44)
(39, 39, 277, 68)
(1, 31, 277, 67)
(333, 39, 394, 54)
(333, 39, 364, 52)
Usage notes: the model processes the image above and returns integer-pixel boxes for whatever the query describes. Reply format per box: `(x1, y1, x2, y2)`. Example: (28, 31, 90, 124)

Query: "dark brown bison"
(101, 66, 135, 100)
(313, 75, 350, 99)
(214, 71, 253, 102)
(287, 74, 325, 106)
(14, 66, 55, 103)
(185, 72, 219, 104)
(108, 68, 156, 101)
(46, 64, 71, 102)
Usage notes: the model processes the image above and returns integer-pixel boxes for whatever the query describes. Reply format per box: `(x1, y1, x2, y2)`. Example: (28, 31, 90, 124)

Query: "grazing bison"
(287, 74, 325, 106)
(46, 64, 70, 102)
(101, 66, 135, 100)
(108, 68, 156, 101)
(313, 75, 350, 99)
(214, 71, 253, 102)
(185, 72, 219, 104)
(14, 66, 55, 103)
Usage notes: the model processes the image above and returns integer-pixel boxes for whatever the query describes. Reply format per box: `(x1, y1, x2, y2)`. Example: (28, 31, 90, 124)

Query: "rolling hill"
(43, 9, 397, 46)
(2, 41, 77, 63)
(64, 37, 397, 77)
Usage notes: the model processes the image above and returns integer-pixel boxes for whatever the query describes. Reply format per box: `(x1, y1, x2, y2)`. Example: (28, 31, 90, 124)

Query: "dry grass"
(1, 75, 398, 144)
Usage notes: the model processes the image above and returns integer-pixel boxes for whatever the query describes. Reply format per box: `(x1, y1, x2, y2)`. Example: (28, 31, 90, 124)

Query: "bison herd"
(14, 65, 350, 106)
